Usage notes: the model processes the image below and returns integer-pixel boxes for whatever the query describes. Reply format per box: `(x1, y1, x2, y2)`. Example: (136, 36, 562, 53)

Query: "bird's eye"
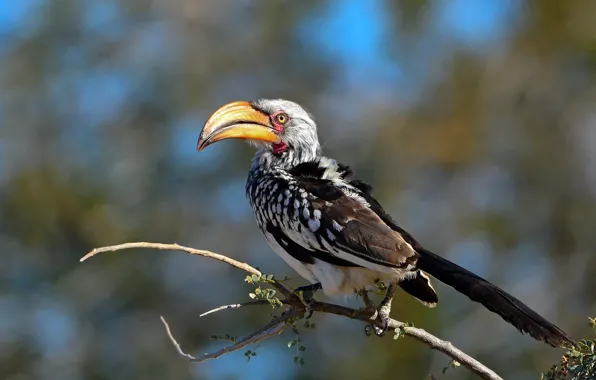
(275, 113, 288, 124)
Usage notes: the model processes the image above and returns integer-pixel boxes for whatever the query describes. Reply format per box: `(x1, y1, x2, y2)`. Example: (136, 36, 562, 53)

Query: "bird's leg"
(357, 289, 378, 319)
(293, 283, 322, 319)
(374, 281, 397, 337)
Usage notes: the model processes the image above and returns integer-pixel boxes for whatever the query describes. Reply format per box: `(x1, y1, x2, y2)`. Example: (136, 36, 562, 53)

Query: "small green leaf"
(394, 327, 405, 340)
(249, 293, 256, 299)
(293, 356, 305, 365)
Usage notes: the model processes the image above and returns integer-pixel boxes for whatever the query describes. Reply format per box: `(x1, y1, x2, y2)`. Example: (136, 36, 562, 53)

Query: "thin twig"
(194, 311, 297, 363)
(81, 242, 261, 275)
(199, 300, 271, 317)
(160, 316, 197, 361)
(80, 242, 293, 297)
(83, 242, 503, 380)
(161, 311, 297, 363)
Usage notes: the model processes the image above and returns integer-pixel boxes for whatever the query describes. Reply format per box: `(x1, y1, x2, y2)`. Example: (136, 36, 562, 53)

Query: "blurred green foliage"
(542, 318, 596, 380)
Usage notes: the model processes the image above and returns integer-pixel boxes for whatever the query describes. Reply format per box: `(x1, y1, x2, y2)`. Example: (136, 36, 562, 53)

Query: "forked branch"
(160, 311, 297, 363)
(80, 242, 503, 380)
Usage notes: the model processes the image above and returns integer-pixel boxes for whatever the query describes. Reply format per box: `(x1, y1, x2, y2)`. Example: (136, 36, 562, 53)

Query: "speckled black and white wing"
(288, 164, 420, 271)
(245, 157, 420, 290)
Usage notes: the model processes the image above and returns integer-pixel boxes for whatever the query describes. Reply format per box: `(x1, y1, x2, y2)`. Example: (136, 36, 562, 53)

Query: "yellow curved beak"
(197, 101, 280, 151)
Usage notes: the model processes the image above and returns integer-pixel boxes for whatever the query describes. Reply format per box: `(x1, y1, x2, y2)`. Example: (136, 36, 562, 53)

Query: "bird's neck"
(250, 147, 320, 173)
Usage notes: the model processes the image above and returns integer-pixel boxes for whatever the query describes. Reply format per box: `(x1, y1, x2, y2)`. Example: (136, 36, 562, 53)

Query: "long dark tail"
(416, 248, 576, 348)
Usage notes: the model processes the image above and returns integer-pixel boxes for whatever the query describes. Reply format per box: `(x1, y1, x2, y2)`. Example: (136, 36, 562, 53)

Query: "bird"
(196, 98, 576, 348)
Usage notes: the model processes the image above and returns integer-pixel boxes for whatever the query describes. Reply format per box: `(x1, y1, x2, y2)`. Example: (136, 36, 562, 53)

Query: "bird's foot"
(293, 283, 322, 319)
(371, 283, 396, 337)
(372, 306, 392, 337)
(359, 289, 387, 336)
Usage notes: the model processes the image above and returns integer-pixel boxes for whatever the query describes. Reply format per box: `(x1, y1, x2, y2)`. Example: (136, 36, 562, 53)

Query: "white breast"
(264, 230, 400, 297)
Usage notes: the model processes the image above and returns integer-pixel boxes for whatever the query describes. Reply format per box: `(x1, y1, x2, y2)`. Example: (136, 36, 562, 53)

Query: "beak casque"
(196, 101, 280, 151)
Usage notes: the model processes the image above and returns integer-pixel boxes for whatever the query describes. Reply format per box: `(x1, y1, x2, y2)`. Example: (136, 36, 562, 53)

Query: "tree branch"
(199, 300, 271, 318)
(80, 242, 293, 298)
(81, 242, 503, 380)
(161, 310, 298, 363)
(81, 242, 261, 275)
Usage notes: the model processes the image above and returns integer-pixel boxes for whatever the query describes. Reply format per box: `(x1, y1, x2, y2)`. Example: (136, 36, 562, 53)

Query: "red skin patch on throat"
(272, 142, 287, 155)
(269, 113, 287, 154)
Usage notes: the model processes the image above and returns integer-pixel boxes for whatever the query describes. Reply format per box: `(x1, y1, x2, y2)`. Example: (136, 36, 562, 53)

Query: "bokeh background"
(1, 0, 595, 379)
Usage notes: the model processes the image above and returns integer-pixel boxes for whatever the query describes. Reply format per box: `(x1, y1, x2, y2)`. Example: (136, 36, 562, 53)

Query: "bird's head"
(197, 99, 320, 160)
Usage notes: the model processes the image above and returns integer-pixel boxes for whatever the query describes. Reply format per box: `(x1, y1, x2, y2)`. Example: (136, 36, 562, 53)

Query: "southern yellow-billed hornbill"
(197, 99, 575, 347)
